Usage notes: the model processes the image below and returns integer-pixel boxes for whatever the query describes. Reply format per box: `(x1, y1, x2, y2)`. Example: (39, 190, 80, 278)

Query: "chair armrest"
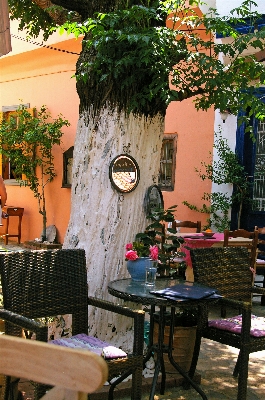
(216, 297, 252, 311)
(0, 308, 48, 341)
(87, 296, 145, 356)
(252, 286, 265, 295)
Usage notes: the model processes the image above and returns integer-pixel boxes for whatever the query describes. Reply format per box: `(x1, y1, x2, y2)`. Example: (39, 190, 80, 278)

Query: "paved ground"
(17, 300, 265, 400)
(2, 240, 265, 400)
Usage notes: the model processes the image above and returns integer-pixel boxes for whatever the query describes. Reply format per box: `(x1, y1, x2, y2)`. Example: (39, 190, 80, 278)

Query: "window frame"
(158, 133, 177, 191)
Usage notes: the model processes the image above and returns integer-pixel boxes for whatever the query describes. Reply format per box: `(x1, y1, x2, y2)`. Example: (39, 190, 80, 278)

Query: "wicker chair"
(223, 228, 259, 271)
(189, 247, 265, 400)
(0, 249, 145, 400)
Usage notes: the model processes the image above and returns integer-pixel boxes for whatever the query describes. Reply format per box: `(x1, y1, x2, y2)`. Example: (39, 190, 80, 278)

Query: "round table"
(108, 278, 211, 400)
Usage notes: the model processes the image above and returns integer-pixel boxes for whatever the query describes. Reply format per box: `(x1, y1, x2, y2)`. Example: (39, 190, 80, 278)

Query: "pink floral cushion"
(50, 333, 127, 359)
(208, 315, 265, 337)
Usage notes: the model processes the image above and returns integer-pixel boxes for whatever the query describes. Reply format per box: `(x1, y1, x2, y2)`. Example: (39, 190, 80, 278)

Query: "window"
(158, 134, 177, 191)
(0, 103, 31, 184)
(253, 121, 265, 211)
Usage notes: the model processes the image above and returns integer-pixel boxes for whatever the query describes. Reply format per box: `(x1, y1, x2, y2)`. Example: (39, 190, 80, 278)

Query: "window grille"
(253, 121, 265, 211)
(158, 135, 177, 191)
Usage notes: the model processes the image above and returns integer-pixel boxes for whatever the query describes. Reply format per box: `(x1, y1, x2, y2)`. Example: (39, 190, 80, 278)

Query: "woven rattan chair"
(0, 249, 145, 400)
(223, 228, 259, 271)
(189, 247, 265, 400)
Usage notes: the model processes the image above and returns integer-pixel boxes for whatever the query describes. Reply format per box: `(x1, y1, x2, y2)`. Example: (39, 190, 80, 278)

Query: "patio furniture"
(0, 334, 108, 400)
(1, 206, 24, 245)
(189, 246, 265, 400)
(223, 228, 259, 315)
(223, 228, 259, 271)
(108, 277, 218, 400)
(0, 249, 145, 400)
(172, 220, 201, 233)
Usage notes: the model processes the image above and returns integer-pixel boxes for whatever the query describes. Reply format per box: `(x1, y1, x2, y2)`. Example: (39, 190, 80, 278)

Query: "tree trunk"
(64, 105, 164, 346)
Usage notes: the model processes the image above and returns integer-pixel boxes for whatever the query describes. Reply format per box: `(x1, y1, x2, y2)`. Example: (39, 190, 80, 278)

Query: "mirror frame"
(144, 185, 164, 215)
(109, 154, 140, 193)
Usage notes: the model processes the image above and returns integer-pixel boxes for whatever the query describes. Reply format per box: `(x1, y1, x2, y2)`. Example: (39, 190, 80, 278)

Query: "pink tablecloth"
(182, 233, 224, 281)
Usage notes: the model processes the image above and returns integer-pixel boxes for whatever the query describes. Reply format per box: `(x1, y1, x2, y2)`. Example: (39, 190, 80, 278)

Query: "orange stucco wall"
(0, 32, 82, 243)
(163, 100, 214, 229)
(162, 5, 214, 229)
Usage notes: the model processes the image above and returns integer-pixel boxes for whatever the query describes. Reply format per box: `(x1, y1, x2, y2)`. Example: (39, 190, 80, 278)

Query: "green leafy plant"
(183, 132, 252, 231)
(130, 205, 185, 275)
(0, 105, 70, 241)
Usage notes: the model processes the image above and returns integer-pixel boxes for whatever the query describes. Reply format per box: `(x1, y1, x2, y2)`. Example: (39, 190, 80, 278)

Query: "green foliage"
(59, 0, 265, 119)
(183, 132, 251, 231)
(73, 5, 188, 116)
(8, 0, 56, 39)
(0, 105, 70, 241)
(7, 1, 265, 120)
(134, 205, 185, 274)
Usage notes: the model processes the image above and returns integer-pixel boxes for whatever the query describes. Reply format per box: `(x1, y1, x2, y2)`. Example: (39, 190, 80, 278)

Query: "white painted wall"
(204, 0, 265, 227)
(200, 0, 265, 16)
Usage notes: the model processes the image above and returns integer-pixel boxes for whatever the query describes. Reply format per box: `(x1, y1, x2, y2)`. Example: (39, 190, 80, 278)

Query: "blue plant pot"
(127, 257, 151, 282)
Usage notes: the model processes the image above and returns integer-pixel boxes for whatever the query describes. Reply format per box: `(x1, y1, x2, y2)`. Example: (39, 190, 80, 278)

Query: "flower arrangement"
(125, 206, 185, 276)
(125, 243, 159, 261)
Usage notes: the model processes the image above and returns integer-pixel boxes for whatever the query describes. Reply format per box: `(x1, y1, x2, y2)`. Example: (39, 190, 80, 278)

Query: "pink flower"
(125, 243, 133, 250)
(149, 245, 159, 261)
(125, 250, 139, 261)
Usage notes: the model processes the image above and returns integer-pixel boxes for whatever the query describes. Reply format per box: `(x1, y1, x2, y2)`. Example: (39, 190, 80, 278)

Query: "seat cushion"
(208, 315, 265, 337)
(50, 333, 127, 359)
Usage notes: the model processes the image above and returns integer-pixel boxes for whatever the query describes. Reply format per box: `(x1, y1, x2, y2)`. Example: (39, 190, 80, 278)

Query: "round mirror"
(109, 154, 140, 193)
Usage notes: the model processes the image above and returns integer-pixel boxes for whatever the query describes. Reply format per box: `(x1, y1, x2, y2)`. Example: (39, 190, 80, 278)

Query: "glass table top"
(108, 278, 202, 306)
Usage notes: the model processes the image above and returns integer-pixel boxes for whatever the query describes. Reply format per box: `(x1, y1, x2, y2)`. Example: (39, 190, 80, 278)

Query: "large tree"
(7, 0, 265, 341)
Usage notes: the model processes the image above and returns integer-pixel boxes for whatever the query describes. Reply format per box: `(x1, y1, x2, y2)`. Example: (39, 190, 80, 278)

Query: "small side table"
(2, 206, 24, 245)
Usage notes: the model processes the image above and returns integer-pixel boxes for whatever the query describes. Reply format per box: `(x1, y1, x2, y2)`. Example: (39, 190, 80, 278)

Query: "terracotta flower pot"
(153, 322, 197, 373)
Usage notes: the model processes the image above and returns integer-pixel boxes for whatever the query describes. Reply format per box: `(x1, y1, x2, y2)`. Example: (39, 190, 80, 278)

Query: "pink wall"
(0, 37, 81, 243)
(163, 100, 214, 229)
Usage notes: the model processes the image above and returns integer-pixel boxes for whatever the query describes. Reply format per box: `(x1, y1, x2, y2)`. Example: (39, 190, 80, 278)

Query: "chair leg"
(233, 352, 240, 377)
(130, 367, 142, 400)
(261, 272, 265, 306)
(236, 349, 249, 400)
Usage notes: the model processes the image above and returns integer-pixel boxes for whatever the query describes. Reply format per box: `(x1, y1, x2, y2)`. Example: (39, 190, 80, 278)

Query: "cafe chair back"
(190, 246, 265, 400)
(0, 335, 108, 400)
(0, 249, 145, 400)
(172, 220, 201, 233)
(223, 228, 259, 271)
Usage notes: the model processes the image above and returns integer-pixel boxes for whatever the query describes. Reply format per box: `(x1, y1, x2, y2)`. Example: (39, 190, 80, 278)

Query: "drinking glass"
(145, 262, 157, 286)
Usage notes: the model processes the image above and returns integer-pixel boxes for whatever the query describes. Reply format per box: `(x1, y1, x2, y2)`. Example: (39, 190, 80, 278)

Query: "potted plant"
(0, 104, 70, 243)
(126, 205, 185, 277)
(152, 307, 198, 374)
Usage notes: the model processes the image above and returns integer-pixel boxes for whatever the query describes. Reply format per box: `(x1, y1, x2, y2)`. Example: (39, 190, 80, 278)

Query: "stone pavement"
(89, 300, 265, 400)
(2, 241, 265, 400)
